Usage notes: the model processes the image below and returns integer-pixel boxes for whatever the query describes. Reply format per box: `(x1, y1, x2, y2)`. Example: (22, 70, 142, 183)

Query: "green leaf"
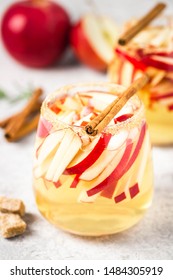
(0, 89, 8, 99)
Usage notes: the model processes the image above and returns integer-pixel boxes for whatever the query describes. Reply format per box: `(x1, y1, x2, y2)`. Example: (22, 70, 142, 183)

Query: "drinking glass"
(109, 17, 173, 145)
(33, 82, 153, 236)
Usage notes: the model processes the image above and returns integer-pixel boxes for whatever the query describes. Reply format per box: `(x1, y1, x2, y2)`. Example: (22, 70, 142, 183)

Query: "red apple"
(70, 14, 119, 71)
(1, 0, 71, 67)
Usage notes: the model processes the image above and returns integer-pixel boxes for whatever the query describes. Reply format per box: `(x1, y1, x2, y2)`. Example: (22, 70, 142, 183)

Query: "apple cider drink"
(109, 20, 173, 145)
(33, 83, 153, 236)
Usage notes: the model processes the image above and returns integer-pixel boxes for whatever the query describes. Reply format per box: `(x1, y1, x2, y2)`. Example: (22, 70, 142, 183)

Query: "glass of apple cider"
(33, 82, 153, 236)
(109, 17, 173, 145)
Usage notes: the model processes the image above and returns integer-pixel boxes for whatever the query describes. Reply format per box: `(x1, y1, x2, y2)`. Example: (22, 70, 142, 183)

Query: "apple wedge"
(70, 14, 119, 70)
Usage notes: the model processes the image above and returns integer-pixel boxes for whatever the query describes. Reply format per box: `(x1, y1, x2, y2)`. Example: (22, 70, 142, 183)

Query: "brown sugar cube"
(0, 196, 25, 216)
(0, 213, 26, 238)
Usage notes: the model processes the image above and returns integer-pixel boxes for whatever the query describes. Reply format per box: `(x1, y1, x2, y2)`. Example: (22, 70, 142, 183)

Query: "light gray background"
(0, 0, 173, 260)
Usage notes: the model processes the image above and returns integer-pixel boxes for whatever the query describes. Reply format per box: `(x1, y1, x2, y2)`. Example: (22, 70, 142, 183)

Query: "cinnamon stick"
(85, 74, 149, 136)
(0, 88, 43, 141)
(118, 3, 166, 46)
(0, 100, 41, 129)
(3, 88, 42, 140)
(5, 113, 40, 142)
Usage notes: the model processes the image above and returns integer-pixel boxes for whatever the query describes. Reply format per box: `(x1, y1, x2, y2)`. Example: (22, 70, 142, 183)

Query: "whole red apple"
(1, 0, 71, 67)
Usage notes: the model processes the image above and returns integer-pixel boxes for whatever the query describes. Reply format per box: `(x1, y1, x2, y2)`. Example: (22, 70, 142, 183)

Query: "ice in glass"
(33, 83, 153, 236)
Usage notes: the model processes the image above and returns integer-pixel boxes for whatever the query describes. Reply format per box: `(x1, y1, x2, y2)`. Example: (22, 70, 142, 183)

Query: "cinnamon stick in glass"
(85, 74, 149, 136)
(118, 2, 166, 46)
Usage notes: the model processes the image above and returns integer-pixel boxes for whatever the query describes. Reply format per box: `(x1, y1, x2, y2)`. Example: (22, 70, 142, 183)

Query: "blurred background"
(0, 0, 173, 102)
(0, 0, 173, 260)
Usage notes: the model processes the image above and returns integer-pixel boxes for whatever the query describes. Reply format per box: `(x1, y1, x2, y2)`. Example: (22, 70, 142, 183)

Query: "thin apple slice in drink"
(65, 133, 111, 175)
(142, 55, 173, 71)
(63, 96, 82, 111)
(89, 93, 116, 111)
(116, 48, 147, 71)
(113, 129, 150, 200)
(166, 71, 173, 81)
(45, 129, 82, 182)
(77, 189, 99, 203)
(37, 130, 65, 165)
(120, 60, 135, 87)
(87, 122, 146, 197)
(86, 140, 133, 197)
(149, 28, 171, 47)
(80, 130, 128, 181)
(37, 117, 53, 138)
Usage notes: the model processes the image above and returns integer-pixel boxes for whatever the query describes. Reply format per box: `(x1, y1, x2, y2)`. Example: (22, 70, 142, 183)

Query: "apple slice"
(45, 129, 81, 182)
(37, 117, 52, 138)
(70, 14, 119, 70)
(87, 122, 146, 197)
(120, 60, 135, 87)
(65, 133, 111, 175)
(86, 140, 133, 197)
(37, 130, 65, 165)
(168, 104, 173, 111)
(142, 55, 173, 72)
(116, 48, 146, 71)
(113, 129, 150, 200)
(79, 129, 129, 181)
(83, 15, 119, 65)
(78, 189, 99, 203)
(89, 92, 116, 111)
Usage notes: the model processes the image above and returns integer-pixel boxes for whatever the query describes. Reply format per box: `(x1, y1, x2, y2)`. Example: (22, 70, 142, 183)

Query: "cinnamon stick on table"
(0, 88, 43, 142)
(118, 2, 166, 46)
(85, 74, 149, 136)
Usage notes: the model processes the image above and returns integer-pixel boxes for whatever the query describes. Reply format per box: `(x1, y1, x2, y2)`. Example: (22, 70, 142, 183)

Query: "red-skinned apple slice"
(80, 130, 128, 181)
(112, 129, 150, 200)
(86, 140, 133, 197)
(83, 15, 118, 65)
(141, 55, 173, 72)
(87, 122, 146, 197)
(168, 104, 173, 110)
(70, 14, 119, 70)
(70, 21, 106, 70)
(115, 48, 147, 71)
(65, 133, 111, 175)
(37, 117, 52, 138)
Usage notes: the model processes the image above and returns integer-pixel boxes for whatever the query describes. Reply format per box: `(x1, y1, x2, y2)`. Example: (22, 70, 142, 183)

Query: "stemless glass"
(109, 17, 173, 145)
(33, 82, 153, 236)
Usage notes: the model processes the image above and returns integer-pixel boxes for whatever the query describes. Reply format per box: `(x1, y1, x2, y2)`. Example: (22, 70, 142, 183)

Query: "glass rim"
(41, 82, 145, 134)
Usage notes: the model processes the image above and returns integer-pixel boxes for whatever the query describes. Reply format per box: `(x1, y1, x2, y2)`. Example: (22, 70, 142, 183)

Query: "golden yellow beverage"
(109, 22, 173, 145)
(33, 83, 153, 236)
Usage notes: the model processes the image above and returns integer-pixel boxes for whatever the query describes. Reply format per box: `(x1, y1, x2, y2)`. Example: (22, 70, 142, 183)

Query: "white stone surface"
(0, 0, 173, 260)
